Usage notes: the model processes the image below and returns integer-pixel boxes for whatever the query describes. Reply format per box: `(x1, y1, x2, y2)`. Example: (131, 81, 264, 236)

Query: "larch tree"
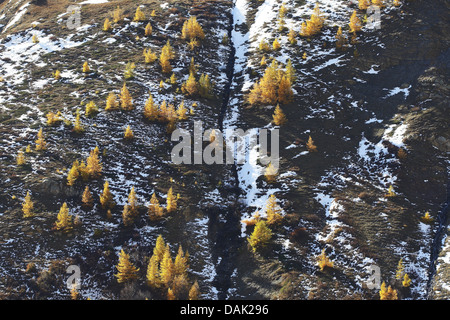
(119, 83, 133, 111)
(122, 204, 134, 227)
(145, 22, 152, 36)
(127, 186, 138, 214)
(73, 108, 84, 133)
(16, 149, 26, 166)
(67, 161, 80, 186)
(349, 10, 362, 34)
(166, 187, 177, 213)
(115, 249, 140, 283)
(285, 59, 296, 84)
(277, 75, 293, 104)
(177, 100, 188, 121)
(100, 180, 115, 209)
(306, 136, 317, 152)
(188, 281, 200, 300)
(143, 48, 157, 64)
(265, 194, 283, 225)
(272, 38, 281, 51)
(288, 28, 297, 45)
(181, 16, 205, 41)
(86, 146, 102, 179)
(55, 202, 73, 232)
(395, 258, 405, 280)
(103, 18, 112, 32)
(379, 282, 398, 300)
(160, 245, 175, 286)
(174, 245, 189, 277)
(159, 47, 172, 74)
(35, 128, 47, 151)
(105, 92, 119, 111)
(133, 7, 146, 22)
(148, 192, 164, 220)
(358, 0, 371, 10)
(272, 104, 287, 126)
(335, 26, 348, 50)
(81, 186, 94, 208)
(85, 101, 99, 117)
(182, 72, 198, 97)
(82, 61, 90, 73)
(402, 273, 411, 287)
(317, 248, 334, 271)
(153, 234, 166, 262)
(143, 93, 159, 121)
(300, 3, 325, 37)
(113, 6, 124, 24)
(146, 254, 162, 288)
(248, 220, 272, 252)
(124, 125, 134, 140)
(22, 191, 34, 218)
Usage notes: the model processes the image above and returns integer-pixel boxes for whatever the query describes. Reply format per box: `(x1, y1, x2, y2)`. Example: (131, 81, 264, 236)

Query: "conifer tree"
(167, 288, 176, 300)
(300, 3, 325, 37)
(335, 26, 348, 50)
(146, 254, 162, 288)
(67, 161, 80, 186)
(35, 128, 47, 151)
(143, 48, 157, 64)
(386, 185, 396, 197)
(176, 101, 188, 121)
(53, 70, 61, 80)
(16, 149, 26, 166)
(174, 245, 189, 277)
(85, 101, 98, 117)
(379, 282, 398, 300)
(55, 202, 73, 232)
(181, 16, 205, 41)
(105, 92, 119, 111)
(78, 160, 89, 182)
(103, 18, 112, 32)
(395, 258, 405, 280)
(100, 180, 115, 210)
(170, 73, 177, 86)
(349, 10, 362, 34)
(264, 163, 278, 184)
(86, 146, 102, 178)
(115, 249, 139, 283)
(317, 248, 334, 271)
(285, 59, 296, 84)
(265, 194, 282, 225)
(32, 34, 39, 44)
(371, 0, 385, 8)
(159, 48, 172, 74)
(120, 83, 133, 110)
(22, 191, 34, 218)
(160, 245, 174, 286)
(148, 193, 164, 220)
(288, 28, 297, 45)
(82, 186, 94, 208)
(82, 61, 90, 73)
(272, 104, 287, 126)
(46, 111, 62, 126)
(420, 211, 433, 224)
(198, 73, 213, 98)
(189, 281, 200, 300)
(145, 23, 152, 36)
(128, 186, 138, 214)
(259, 39, 270, 52)
(248, 220, 272, 252)
(124, 125, 134, 140)
(306, 136, 317, 152)
(73, 108, 84, 133)
(358, 0, 371, 10)
(153, 234, 166, 262)
(402, 273, 411, 287)
(182, 72, 198, 97)
(133, 7, 146, 22)
(113, 6, 124, 24)
(122, 204, 134, 227)
(260, 56, 267, 66)
(277, 75, 293, 104)
(166, 187, 177, 213)
(124, 62, 136, 80)
(143, 93, 159, 121)
(272, 38, 281, 51)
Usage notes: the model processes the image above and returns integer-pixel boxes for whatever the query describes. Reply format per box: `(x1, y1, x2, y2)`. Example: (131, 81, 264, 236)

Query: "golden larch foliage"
(248, 220, 272, 252)
(160, 245, 175, 286)
(113, 6, 124, 24)
(181, 16, 205, 41)
(22, 191, 34, 218)
(67, 161, 80, 186)
(143, 93, 159, 121)
(317, 248, 334, 271)
(16, 149, 26, 166)
(120, 83, 133, 110)
(358, 0, 371, 10)
(335, 26, 348, 50)
(82, 186, 94, 208)
(105, 92, 119, 111)
(349, 10, 362, 34)
(166, 187, 177, 213)
(124, 125, 134, 140)
(272, 38, 281, 50)
(145, 23, 152, 36)
(402, 273, 411, 287)
(86, 146, 102, 178)
(133, 7, 146, 22)
(148, 192, 164, 220)
(265, 194, 283, 225)
(379, 282, 398, 300)
(189, 281, 200, 300)
(306, 136, 317, 152)
(35, 128, 47, 151)
(73, 108, 84, 133)
(55, 202, 73, 232)
(115, 249, 139, 283)
(300, 3, 325, 37)
(100, 180, 115, 210)
(103, 18, 112, 32)
(143, 48, 157, 64)
(82, 61, 90, 73)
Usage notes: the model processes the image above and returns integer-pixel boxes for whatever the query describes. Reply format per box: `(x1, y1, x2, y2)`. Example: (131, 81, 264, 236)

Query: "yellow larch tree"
(122, 204, 134, 227)
(119, 83, 133, 110)
(81, 186, 94, 208)
(146, 254, 162, 288)
(349, 10, 362, 34)
(124, 125, 134, 140)
(277, 75, 293, 104)
(145, 22, 152, 36)
(143, 93, 158, 121)
(306, 136, 317, 152)
(73, 108, 84, 134)
(317, 248, 334, 271)
(379, 282, 398, 300)
(181, 16, 205, 41)
(143, 48, 157, 64)
(148, 192, 164, 220)
(182, 72, 198, 97)
(86, 146, 102, 179)
(176, 100, 188, 121)
(285, 59, 296, 84)
(22, 191, 34, 218)
(174, 245, 189, 277)
(358, 0, 371, 10)
(82, 61, 90, 73)
(371, 0, 385, 8)
(133, 7, 146, 22)
(103, 18, 112, 32)
(198, 73, 213, 98)
(85, 101, 98, 117)
(160, 245, 174, 286)
(272, 104, 287, 126)
(16, 149, 26, 166)
(166, 187, 177, 213)
(35, 128, 47, 151)
(335, 26, 348, 50)
(265, 194, 283, 225)
(105, 92, 119, 111)
(67, 161, 80, 186)
(272, 38, 281, 51)
(395, 258, 405, 280)
(55, 202, 73, 232)
(248, 220, 272, 252)
(300, 3, 325, 37)
(115, 249, 140, 283)
(288, 28, 297, 45)
(189, 281, 200, 300)
(402, 273, 411, 287)
(99, 180, 115, 210)
(159, 47, 172, 74)
(113, 6, 124, 24)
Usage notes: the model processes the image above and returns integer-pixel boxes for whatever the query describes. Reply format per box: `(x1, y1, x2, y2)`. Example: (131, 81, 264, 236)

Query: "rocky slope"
(0, 0, 448, 300)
